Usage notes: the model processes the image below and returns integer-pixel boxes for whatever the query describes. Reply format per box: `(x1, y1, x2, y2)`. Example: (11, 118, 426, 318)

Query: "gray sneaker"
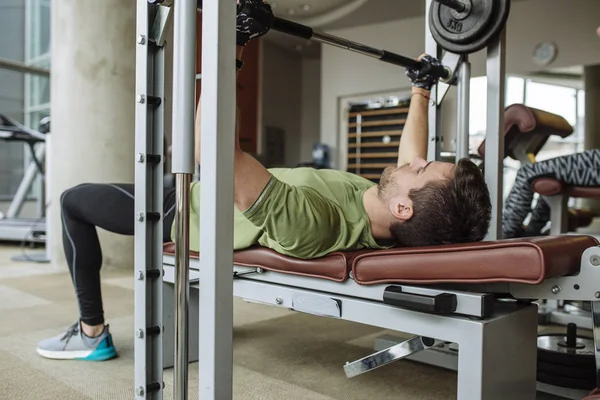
(36, 321, 118, 361)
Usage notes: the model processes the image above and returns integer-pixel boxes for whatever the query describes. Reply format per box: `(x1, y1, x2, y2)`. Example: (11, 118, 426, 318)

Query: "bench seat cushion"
(163, 235, 598, 285)
(351, 235, 597, 285)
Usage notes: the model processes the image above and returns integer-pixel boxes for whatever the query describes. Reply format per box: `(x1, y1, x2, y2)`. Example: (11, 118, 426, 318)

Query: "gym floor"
(0, 241, 586, 399)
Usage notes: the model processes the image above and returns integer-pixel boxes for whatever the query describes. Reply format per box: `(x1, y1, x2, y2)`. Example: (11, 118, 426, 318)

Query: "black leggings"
(60, 183, 177, 326)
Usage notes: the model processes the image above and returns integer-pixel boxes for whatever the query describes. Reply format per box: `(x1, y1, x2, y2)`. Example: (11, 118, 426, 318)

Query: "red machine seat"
(532, 177, 600, 199)
(163, 235, 597, 285)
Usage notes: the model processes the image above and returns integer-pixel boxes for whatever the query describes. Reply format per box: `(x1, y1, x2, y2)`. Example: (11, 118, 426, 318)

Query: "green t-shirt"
(173, 167, 390, 259)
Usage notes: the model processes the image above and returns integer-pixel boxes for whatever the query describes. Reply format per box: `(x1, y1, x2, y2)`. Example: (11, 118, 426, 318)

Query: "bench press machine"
(133, 0, 600, 399)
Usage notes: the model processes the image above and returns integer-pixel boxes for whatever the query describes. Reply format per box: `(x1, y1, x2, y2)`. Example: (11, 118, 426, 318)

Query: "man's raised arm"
(195, 0, 273, 212)
(396, 55, 444, 166)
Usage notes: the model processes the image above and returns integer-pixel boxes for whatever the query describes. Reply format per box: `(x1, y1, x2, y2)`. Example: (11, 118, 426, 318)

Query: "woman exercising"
(36, 0, 491, 361)
(503, 148, 600, 238)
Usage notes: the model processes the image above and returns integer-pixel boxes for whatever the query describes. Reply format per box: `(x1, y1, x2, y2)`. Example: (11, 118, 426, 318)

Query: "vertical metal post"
(425, 0, 443, 161)
(134, 2, 166, 399)
(455, 58, 471, 161)
(484, 29, 506, 241)
(199, 0, 236, 398)
(171, 0, 196, 398)
(590, 300, 600, 389)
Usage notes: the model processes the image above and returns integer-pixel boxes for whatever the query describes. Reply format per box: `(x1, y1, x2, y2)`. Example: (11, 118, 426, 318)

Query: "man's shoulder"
(269, 167, 376, 185)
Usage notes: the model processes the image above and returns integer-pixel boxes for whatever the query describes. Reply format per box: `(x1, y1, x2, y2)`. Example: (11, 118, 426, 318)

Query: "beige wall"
(260, 41, 303, 167)
(320, 0, 600, 167)
(300, 57, 322, 163)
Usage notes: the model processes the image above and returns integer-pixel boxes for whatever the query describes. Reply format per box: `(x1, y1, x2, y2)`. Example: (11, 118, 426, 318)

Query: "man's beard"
(377, 166, 397, 199)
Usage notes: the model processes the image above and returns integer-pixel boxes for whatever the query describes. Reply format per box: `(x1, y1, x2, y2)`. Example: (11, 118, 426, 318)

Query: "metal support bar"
(0, 57, 50, 77)
(425, 0, 443, 161)
(171, 0, 196, 397)
(546, 195, 569, 235)
(174, 175, 190, 399)
(590, 301, 600, 389)
(199, 0, 236, 398)
(134, 2, 165, 399)
(455, 58, 471, 161)
(484, 29, 506, 241)
(344, 336, 442, 378)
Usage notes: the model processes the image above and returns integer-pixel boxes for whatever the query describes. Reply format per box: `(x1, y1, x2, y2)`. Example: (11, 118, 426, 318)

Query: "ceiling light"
(302, 4, 311, 11)
(296, 45, 303, 51)
(287, 8, 295, 15)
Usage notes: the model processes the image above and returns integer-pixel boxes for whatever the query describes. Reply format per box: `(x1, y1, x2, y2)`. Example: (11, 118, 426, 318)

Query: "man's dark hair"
(390, 158, 491, 247)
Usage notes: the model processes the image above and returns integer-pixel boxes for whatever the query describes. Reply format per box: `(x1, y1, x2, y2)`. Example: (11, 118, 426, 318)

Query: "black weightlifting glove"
(405, 55, 444, 91)
(236, 0, 274, 47)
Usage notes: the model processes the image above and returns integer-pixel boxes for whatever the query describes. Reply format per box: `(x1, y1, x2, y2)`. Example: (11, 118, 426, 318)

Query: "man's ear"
(389, 200, 413, 221)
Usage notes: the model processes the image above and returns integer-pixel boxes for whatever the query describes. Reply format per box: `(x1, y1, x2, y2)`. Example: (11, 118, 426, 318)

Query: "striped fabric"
(503, 149, 600, 238)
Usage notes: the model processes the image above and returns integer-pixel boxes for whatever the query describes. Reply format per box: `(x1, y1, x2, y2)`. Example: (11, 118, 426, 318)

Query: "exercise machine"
(133, 1, 600, 399)
(0, 113, 47, 246)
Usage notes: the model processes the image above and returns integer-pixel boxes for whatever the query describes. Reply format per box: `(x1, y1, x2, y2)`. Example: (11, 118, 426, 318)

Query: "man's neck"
(362, 186, 394, 240)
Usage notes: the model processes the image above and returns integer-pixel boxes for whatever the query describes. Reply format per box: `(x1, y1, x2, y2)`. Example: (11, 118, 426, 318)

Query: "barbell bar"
(271, 18, 450, 81)
(192, 0, 453, 81)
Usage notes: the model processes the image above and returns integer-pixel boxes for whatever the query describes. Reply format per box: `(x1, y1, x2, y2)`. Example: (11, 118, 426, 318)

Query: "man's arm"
(194, 98, 201, 165)
(195, 45, 271, 212)
(396, 87, 430, 166)
(396, 54, 444, 166)
(232, 45, 271, 211)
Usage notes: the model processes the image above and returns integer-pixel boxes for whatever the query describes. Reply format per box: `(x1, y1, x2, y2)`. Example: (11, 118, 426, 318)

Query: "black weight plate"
(538, 360, 596, 380)
(430, 0, 494, 44)
(537, 371, 597, 390)
(537, 333, 596, 368)
(429, 0, 511, 55)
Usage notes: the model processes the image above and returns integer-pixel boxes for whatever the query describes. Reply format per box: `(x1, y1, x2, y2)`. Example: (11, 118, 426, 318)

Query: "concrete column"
(49, 0, 136, 270)
(582, 65, 600, 213)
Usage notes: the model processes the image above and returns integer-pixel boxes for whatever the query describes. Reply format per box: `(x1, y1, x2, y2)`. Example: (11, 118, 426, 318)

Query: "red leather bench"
(478, 104, 600, 234)
(163, 234, 597, 285)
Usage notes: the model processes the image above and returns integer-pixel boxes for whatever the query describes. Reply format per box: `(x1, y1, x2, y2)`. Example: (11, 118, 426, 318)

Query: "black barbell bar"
(271, 18, 450, 81)
(192, 1, 451, 81)
(434, 0, 467, 13)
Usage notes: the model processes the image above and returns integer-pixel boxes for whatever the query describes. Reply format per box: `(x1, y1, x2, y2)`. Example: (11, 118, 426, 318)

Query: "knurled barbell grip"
(434, 0, 467, 13)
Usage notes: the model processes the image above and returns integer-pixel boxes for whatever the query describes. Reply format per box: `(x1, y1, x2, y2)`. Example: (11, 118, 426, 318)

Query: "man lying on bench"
(35, 0, 491, 362)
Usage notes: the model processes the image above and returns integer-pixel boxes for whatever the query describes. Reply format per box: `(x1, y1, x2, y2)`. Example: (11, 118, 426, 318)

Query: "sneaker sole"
(36, 346, 118, 361)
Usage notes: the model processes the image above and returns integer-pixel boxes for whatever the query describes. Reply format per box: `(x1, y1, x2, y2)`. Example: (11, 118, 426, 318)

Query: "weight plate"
(537, 370, 597, 390)
(538, 360, 596, 380)
(537, 333, 596, 368)
(429, 0, 511, 55)
(430, 0, 494, 44)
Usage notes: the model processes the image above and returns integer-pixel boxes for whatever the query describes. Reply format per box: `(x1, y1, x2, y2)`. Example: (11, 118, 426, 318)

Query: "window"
(25, 0, 51, 130)
(0, 0, 50, 202)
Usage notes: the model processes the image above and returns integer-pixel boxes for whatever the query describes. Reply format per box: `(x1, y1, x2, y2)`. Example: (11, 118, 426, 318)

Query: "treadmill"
(0, 113, 47, 246)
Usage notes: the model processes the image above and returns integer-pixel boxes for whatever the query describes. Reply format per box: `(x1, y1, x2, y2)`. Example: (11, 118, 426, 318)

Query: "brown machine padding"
(532, 177, 600, 198)
(477, 104, 573, 159)
(475, 104, 600, 199)
(162, 242, 352, 282)
(351, 235, 597, 285)
(163, 234, 598, 285)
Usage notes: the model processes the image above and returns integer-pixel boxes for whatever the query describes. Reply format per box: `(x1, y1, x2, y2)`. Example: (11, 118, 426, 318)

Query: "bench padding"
(163, 235, 598, 285)
(351, 235, 597, 285)
(532, 177, 600, 199)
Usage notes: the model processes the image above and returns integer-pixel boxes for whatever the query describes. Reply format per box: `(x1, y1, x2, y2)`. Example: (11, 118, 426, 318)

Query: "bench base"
(162, 265, 538, 400)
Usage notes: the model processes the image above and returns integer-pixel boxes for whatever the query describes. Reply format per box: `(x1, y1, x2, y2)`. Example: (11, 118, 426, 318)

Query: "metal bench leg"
(456, 304, 538, 400)
(546, 195, 569, 235)
(591, 301, 600, 390)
